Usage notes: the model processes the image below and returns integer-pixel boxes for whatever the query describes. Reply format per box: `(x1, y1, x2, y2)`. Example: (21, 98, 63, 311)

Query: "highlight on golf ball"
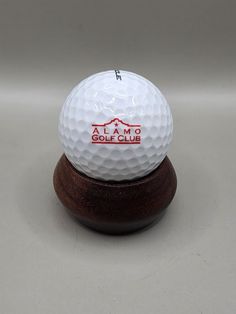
(58, 70, 173, 181)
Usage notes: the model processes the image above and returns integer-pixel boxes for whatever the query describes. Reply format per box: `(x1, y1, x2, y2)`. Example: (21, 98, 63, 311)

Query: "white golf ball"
(59, 70, 173, 181)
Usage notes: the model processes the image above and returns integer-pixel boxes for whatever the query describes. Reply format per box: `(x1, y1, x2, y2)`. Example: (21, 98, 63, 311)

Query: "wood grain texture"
(53, 154, 177, 234)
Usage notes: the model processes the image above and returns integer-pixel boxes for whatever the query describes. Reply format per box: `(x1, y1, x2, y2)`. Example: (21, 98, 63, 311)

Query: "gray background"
(0, 0, 236, 313)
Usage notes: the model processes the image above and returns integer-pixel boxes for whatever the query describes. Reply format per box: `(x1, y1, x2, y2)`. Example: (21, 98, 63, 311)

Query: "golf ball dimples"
(59, 70, 173, 181)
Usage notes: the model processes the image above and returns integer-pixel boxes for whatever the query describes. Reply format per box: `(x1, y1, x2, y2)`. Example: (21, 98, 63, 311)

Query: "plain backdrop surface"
(0, 0, 236, 313)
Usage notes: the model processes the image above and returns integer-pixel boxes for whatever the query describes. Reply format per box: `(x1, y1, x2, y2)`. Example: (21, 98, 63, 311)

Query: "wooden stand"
(53, 154, 177, 234)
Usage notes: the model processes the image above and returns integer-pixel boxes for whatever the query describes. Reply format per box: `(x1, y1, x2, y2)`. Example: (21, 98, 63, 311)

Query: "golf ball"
(59, 70, 173, 181)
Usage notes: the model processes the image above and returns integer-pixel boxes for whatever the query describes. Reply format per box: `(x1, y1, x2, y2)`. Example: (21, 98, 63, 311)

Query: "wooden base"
(53, 155, 177, 235)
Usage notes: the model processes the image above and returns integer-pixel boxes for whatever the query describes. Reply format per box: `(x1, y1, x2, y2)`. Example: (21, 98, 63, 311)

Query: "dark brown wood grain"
(53, 154, 177, 234)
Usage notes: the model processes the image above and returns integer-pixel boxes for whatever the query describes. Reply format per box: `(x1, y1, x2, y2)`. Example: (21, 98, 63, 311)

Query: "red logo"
(91, 118, 141, 144)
